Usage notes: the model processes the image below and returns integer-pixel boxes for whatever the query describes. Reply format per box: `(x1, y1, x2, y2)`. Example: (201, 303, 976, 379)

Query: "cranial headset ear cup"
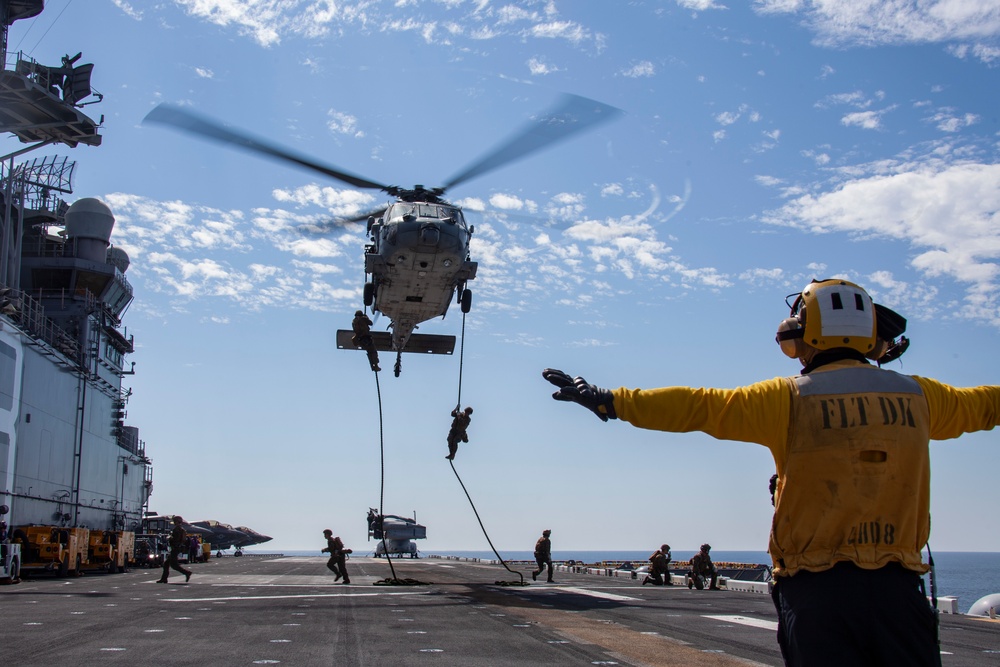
(776, 317, 805, 358)
(865, 338, 890, 361)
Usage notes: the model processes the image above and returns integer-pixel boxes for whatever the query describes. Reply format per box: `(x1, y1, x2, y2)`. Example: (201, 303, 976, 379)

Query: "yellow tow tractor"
(86, 530, 135, 573)
(13, 526, 90, 577)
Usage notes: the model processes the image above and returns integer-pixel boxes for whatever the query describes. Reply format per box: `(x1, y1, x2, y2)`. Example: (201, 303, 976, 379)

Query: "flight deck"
(2, 555, 999, 666)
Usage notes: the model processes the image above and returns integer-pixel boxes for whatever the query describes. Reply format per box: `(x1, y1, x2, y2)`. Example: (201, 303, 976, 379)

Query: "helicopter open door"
(335, 330, 455, 355)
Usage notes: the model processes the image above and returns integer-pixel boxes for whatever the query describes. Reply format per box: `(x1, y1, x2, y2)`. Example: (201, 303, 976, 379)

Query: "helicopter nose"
(419, 225, 440, 247)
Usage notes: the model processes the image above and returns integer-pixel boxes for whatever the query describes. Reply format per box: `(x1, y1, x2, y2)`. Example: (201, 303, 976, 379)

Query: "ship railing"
(26, 285, 125, 328)
(20, 232, 74, 258)
(1, 287, 81, 362)
(5, 51, 104, 108)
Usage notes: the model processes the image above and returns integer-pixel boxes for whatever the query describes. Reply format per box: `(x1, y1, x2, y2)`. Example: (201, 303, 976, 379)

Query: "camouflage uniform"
(643, 545, 672, 586)
(322, 530, 350, 584)
(446, 407, 472, 460)
(532, 530, 553, 582)
(689, 544, 718, 590)
(158, 518, 192, 583)
(351, 311, 380, 372)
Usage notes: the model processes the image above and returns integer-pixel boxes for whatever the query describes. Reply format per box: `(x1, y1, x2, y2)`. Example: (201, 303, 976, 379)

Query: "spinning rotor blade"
(143, 104, 390, 192)
(299, 204, 390, 235)
(440, 93, 623, 193)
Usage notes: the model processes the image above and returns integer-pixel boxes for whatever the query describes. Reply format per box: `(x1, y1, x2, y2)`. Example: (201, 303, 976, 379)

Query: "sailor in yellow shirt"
(544, 278, 1000, 667)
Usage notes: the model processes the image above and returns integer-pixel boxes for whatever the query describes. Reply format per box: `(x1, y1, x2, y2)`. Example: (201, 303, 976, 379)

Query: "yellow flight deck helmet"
(776, 279, 877, 358)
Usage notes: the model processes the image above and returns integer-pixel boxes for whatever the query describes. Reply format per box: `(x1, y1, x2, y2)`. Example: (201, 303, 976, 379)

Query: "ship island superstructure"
(0, 0, 152, 578)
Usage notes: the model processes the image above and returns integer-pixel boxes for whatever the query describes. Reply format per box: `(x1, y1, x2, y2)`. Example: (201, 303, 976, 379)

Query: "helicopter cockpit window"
(428, 206, 465, 227)
(439, 206, 465, 226)
(387, 204, 416, 223)
(416, 204, 444, 219)
(387, 203, 466, 227)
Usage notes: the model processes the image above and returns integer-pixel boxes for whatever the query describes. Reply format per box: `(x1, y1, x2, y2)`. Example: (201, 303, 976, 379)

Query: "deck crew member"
(157, 515, 193, 584)
(543, 278, 1000, 667)
(532, 529, 553, 582)
(643, 544, 672, 586)
(322, 529, 351, 584)
(689, 543, 719, 590)
(351, 310, 381, 372)
(445, 406, 473, 460)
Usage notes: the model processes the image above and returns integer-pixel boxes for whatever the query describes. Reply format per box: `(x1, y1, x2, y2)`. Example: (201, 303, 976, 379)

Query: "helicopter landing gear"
(460, 289, 472, 314)
(394, 352, 402, 377)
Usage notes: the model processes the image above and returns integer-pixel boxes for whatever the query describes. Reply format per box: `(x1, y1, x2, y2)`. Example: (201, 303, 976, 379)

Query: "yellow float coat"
(612, 360, 1000, 577)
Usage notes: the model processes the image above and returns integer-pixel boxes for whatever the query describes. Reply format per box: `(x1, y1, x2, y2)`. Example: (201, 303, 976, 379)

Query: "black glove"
(542, 368, 617, 422)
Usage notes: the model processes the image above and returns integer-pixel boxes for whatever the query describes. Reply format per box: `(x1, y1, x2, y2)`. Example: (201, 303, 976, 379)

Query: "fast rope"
(456, 306, 466, 408)
(449, 310, 526, 587)
(448, 460, 525, 586)
(371, 354, 427, 587)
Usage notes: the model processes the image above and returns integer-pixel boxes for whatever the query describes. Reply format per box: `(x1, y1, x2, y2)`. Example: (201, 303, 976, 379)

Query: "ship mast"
(1, 0, 102, 287)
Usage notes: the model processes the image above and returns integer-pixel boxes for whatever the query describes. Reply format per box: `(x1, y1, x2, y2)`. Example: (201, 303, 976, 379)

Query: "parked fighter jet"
(233, 526, 273, 549)
(191, 520, 272, 551)
(142, 515, 271, 551)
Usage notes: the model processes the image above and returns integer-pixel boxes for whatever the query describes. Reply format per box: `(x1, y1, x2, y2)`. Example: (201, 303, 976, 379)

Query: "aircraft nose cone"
(419, 224, 440, 246)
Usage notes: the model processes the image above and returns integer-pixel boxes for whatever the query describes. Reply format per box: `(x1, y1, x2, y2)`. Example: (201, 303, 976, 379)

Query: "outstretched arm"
(542, 369, 617, 421)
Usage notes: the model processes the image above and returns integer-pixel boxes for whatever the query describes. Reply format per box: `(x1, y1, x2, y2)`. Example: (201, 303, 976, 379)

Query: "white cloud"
(763, 160, 1000, 323)
(817, 90, 874, 109)
(454, 197, 486, 212)
(753, 0, 1000, 63)
(801, 149, 831, 166)
(326, 109, 365, 138)
(545, 192, 586, 220)
(194, 67, 214, 79)
(271, 184, 374, 219)
(926, 109, 980, 132)
(169, 0, 611, 54)
(739, 267, 785, 285)
(841, 110, 885, 130)
(620, 61, 656, 78)
(497, 5, 538, 24)
(100, 191, 371, 313)
(677, 0, 729, 10)
(531, 20, 589, 43)
(755, 175, 784, 188)
(489, 193, 526, 210)
(716, 110, 741, 126)
(112, 0, 142, 20)
(527, 57, 559, 75)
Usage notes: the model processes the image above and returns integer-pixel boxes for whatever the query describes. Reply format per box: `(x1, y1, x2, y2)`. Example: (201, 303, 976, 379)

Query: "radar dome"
(107, 246, 130, 273)
(64, 197, 115, 242)
(64, 198, 115, 262)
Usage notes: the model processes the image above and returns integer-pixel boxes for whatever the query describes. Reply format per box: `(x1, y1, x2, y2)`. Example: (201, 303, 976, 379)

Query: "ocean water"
(256, 548, 1000, 614)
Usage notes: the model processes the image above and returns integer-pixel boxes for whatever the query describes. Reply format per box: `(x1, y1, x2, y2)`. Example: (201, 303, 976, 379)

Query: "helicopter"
(144, 94, 622, 376)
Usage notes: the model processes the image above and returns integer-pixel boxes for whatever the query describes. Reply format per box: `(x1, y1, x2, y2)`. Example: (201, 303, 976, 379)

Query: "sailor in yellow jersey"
(544, 278, 1000, 667)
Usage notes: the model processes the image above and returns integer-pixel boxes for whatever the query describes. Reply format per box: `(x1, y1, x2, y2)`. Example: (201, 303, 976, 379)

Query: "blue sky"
(5, 0, 1000, 553)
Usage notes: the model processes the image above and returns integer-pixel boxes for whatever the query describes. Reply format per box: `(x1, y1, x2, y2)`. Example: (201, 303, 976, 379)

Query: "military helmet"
(776, 279, 877, 358)
(542, 529, 551, 536)
(355, 310, 364, 317)
(323, 528, 333, 535)
(701, 543, 711, 551)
